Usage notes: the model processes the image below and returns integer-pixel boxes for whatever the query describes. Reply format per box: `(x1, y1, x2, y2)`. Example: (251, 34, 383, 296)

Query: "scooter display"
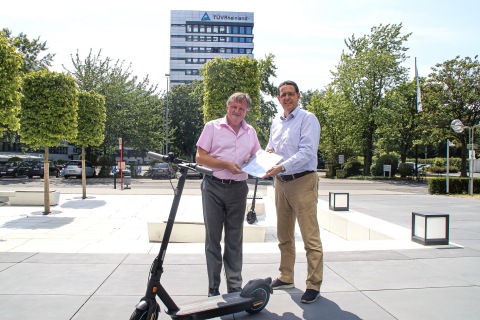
(130, 152, 272, 320)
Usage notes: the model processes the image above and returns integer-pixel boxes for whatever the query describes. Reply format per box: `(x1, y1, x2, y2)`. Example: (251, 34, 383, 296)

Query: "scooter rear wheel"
(245, 285, 270, 314)
(129, 301, 160, 320)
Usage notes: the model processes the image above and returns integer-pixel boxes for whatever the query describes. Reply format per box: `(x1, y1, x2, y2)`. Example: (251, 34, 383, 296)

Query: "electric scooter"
(130, 152, 272, 320)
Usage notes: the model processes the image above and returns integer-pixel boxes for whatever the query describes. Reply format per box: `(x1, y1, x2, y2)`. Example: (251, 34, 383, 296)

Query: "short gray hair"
(226, 92, 252, 109)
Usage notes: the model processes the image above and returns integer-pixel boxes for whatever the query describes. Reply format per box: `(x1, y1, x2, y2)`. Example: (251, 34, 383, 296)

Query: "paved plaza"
(0, 177, 479, 319)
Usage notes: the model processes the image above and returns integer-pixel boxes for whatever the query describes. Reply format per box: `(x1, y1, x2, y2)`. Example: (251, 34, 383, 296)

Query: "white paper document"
(241, 149, 283, 178)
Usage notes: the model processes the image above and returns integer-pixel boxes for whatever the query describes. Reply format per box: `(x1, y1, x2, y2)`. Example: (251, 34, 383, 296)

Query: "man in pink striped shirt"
(196, 92, 261, 297)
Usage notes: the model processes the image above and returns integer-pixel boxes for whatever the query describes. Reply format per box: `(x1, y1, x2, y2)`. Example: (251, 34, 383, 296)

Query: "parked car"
(28, 161, 60, 178)
(17, 161, 36, 177)
(63, 160, 96, 178)
(0, 161, 29, 178)
(151, 162, 175, 179)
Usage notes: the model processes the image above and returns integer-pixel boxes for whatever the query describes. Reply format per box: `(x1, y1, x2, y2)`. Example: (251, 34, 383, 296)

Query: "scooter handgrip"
(147, 152, 170, 162)
(194, 165, 213, 176)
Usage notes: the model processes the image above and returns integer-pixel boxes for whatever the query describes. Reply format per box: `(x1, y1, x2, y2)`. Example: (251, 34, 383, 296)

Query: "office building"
(169, 10, 254, 86)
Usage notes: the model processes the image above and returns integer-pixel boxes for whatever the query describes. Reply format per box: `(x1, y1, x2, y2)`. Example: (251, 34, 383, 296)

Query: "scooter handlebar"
(147, 152, 171, 162)
(189, 164, 213, 176)
(147, 151, 213, 176)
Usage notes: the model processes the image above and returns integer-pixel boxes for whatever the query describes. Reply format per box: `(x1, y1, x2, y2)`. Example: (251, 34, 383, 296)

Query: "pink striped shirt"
(196, 116, 261, 180)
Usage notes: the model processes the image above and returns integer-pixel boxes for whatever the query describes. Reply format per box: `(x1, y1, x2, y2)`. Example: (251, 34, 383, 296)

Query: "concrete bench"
(8, 190, 60, 206)
(0, 191, 16, 203)
(147, 221, 266, 243)
(317, 201, 409, 241)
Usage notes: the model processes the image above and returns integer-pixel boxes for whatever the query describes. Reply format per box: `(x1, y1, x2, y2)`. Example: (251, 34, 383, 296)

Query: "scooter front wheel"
(245, 285, 270, 314)
(129, 299, 160, 320)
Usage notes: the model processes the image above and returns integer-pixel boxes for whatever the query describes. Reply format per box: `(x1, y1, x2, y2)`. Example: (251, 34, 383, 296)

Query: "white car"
(63, 160, 96, 178)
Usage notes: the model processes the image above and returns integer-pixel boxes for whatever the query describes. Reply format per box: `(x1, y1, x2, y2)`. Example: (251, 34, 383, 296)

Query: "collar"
(280, 106, 300, 120)
(220, 116, 248, 131)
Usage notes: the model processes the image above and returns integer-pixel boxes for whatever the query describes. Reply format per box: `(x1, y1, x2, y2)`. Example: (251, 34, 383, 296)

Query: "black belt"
(208, 175, 245, 185)
(277, 170, 315, 182)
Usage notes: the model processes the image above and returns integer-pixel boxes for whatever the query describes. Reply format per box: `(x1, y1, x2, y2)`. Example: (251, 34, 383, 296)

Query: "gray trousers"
(201, 177, 248, 291)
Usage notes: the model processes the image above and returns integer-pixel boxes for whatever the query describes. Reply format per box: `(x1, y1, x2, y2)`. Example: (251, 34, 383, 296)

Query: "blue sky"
(2, 0, 480, 92)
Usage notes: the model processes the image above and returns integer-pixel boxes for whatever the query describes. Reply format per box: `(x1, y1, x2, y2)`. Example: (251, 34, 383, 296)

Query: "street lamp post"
(450, 119, 479, 195)
(446, 139, 455, 194)
(165, 73, 170, 155)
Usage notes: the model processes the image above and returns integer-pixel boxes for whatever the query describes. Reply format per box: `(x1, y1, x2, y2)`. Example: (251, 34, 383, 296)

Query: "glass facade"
(169, 10, 254, 86)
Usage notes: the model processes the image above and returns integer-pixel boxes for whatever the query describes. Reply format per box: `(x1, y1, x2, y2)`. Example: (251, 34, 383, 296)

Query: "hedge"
(428, 177, 480, 194)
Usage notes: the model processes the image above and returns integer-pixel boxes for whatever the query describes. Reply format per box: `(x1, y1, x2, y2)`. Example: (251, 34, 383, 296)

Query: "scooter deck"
(170, 293, 252, 319)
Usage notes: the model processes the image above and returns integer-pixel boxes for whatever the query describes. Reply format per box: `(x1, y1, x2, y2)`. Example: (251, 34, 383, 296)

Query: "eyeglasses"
(279, 92, 297, 98)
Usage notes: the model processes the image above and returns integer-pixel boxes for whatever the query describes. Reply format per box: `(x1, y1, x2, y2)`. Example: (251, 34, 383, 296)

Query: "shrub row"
(428, 177, 480, 194)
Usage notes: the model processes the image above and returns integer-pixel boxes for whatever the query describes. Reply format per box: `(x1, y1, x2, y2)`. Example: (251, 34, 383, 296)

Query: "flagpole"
(415, 57, 419, 180)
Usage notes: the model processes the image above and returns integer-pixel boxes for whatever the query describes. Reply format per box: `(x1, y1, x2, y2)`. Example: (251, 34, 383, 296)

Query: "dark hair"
(227, 92, 252, 109)
(278, 80, 299, 94)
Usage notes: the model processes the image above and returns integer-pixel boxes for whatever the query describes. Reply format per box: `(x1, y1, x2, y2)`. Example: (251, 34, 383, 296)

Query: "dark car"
(0, 161, 35, 178)
(151, 162, 175, 179)
(28, 161, 60, 178)
(0, 162, 21, 178)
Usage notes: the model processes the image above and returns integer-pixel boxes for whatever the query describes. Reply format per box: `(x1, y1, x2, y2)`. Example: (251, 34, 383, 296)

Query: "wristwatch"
(281, 165, 286, 172)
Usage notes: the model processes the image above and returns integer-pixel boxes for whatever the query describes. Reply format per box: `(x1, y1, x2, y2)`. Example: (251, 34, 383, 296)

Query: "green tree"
(424, 56, 480, 177)
(331, 23, 411, 175)
(168, 80, 204, 161)
(75, 91, 106, 199)
(257, 54, 278, 146)
(20, 70, 78, 213)
(0, 33, 22, 135)
(1, 29, 55, 146)
(1, 28, 55, 73)
(67, 50, 164, 164)
(377, 80, 418, 163)
(309, 87, 360, 167)
(202, 56, 261, 126)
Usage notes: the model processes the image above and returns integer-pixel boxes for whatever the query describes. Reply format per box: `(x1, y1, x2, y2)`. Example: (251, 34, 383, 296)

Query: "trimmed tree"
(20, 70, 78, 214)
(201, 56, 261, 125)
(0, 33, 22, 135)
(74, 91, 106, 199)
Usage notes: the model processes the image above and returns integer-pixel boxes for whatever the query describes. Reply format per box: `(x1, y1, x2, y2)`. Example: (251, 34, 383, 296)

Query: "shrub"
(343, 161, 362, 177)
(428, 177, 480, 194)
(325, 164, 337, 179)
(428, 166, 459, 174)
(371, 154, 398, 177)
(398, 163, 414, 177)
